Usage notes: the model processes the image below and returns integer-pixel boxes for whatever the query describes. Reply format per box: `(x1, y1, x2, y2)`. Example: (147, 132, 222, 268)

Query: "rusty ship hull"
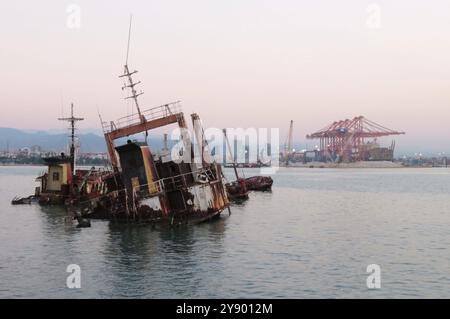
(71, 100, 231, 225)
(77, 162, 230, 225)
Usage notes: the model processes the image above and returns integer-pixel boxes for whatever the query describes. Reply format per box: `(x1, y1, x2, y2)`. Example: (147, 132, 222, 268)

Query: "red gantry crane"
(306, 116, 405, 162)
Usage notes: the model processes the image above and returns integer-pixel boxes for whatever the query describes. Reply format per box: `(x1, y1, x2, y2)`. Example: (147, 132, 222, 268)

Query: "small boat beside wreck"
(11, 103, 112, 208)
(11, 195, 37, 205)
(36, 154, 111, 206)
(221, 128, 273, 199)
(243, 176, 273, 192)
(225, 178, 249, 202)
(225, 176, 273, 201)
(222, 128, 249, 201)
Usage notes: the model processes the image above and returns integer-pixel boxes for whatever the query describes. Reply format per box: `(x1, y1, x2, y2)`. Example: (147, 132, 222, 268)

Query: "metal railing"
(102, 101, 182, 133)
(133, 167, 218, 197)
(76, 166, 219, 217)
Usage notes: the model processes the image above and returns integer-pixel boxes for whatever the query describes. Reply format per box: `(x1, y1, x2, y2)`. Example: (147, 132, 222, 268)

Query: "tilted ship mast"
(103, 16, 187, 170)
(119, 15, 144, 124)
(58, 103, 84, 174)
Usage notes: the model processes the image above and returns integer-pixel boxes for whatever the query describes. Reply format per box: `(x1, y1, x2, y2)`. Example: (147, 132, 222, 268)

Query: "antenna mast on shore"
(58, 103, 84, 174)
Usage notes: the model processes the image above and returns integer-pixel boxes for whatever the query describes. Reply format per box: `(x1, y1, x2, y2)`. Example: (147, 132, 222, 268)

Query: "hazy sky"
(1, 0, 449, 154)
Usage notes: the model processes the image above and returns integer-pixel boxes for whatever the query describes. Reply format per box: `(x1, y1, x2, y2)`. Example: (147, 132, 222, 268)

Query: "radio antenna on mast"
(125, 14, 132, 66)
(120, 14, 145, 123)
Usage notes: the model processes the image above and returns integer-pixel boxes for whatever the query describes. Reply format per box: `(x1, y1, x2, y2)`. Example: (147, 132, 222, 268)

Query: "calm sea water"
(1, 165, 450, 298)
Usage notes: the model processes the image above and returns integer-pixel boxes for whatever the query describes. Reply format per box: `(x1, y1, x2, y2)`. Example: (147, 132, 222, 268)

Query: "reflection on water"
(1, 166, 450, 298)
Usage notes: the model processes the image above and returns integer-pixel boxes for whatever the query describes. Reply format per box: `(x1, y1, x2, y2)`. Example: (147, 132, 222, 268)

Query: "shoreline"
(1, 163, 446, 169)
(277, 161, 447, 169)
(281, 161, 404, 169)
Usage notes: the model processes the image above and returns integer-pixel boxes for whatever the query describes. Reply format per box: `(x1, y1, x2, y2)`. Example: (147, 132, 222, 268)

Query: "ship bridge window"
(53, 172, 60, 181)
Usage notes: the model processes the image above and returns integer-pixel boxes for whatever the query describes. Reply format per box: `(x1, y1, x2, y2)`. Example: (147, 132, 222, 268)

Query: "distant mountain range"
(0, 127, 166, 153)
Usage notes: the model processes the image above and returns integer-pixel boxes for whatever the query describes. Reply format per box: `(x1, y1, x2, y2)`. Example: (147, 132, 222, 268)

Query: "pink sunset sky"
(1, 0, 449, 154)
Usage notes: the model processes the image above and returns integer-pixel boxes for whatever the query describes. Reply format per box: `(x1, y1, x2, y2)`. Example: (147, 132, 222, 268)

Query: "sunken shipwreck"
(11, 48, 272, 227)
